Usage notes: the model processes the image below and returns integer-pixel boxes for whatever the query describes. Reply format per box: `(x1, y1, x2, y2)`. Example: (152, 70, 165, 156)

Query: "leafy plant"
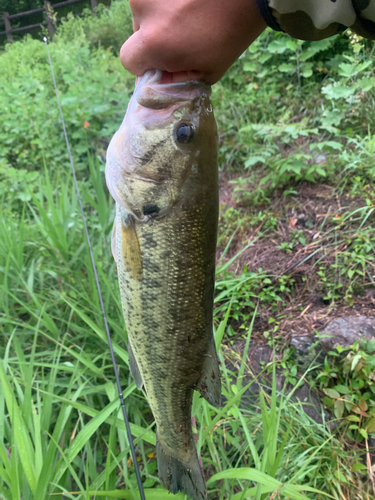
(0, 17, 134, 178)
(316, 339, 375, 444)
(55, 0, 133, 53)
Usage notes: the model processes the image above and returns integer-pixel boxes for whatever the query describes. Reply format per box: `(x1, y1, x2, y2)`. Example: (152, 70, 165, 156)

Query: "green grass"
(0, 262, 367, 498)
(0, 166, 369, 498)
(1, 2, 375, 498)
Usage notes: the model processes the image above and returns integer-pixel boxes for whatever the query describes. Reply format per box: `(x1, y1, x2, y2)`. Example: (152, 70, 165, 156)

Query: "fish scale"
(106, 70, 221, 500)
(117, 203, 212, 450)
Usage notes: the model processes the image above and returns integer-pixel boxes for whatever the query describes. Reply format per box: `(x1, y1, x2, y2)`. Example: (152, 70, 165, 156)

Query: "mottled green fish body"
(106, 70, 220, 500)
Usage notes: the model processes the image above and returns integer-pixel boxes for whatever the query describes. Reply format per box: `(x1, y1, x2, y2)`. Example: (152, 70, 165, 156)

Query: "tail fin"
(157, 437, 207, 500)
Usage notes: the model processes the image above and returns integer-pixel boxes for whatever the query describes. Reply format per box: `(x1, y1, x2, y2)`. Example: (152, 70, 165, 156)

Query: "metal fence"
(1, 0, 99, 42)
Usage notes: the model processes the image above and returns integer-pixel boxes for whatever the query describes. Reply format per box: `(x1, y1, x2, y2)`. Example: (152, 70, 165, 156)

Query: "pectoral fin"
(128, 342, 143, 390)
(120, 216, 143, 282)
(194, 338, 221, 408)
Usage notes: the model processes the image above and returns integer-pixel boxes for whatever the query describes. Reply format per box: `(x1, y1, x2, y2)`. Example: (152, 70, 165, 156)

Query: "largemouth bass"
(105, 70, 221, 500)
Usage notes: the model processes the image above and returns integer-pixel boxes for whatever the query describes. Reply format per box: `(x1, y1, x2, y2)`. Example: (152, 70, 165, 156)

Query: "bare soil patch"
(217, 173, 375, 343)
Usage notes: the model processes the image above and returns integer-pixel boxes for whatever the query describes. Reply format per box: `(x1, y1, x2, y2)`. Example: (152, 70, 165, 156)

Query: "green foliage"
(56, 1, 133, 53)
(314, 205, 375, 305)
(0, 155, 157, 497)
(217, 206, 277, 248)
(0, 2, 134, 199)
(2, 302, 359, 498)
(0, 0, 109, 45)
(207, 354, 328, 500)
(215, 263, 295, 334)
(0, 331, 157, 499)
(212, 29, 375, 206)
(315, 339, 375, 445)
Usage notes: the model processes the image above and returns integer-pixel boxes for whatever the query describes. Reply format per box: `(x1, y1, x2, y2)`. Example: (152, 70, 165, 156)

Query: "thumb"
(120, 31, 202, 83)
(120, 29, 154, 77)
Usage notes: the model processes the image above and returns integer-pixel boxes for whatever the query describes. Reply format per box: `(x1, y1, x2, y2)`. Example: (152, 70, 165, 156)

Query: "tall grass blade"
(0, 361, 37, 493)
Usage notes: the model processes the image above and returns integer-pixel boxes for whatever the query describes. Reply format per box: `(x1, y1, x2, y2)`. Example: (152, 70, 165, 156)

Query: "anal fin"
(195, 338, 221, 407)
(128, 342, 143, 390)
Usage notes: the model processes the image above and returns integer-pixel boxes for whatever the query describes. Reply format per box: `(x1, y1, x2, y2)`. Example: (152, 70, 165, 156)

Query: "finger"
(121, 30, 204, 81)
(120, 30, 150, 76)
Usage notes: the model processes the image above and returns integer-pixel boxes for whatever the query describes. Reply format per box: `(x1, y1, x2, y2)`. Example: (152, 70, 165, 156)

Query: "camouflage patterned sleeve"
(255, 0, 375, 40)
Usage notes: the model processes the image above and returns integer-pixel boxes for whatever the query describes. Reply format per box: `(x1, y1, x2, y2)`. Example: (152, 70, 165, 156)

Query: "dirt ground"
(217, 173, 375, 343)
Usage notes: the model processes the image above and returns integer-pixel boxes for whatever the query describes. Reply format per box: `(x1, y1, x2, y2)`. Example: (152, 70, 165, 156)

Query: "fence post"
(4, 12, 13, 43)
(91, 0, 98, 9)
(44, 1, 54, 39)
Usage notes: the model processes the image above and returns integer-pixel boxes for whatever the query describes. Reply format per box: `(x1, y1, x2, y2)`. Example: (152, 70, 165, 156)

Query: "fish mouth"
(135, 70, 211, 111)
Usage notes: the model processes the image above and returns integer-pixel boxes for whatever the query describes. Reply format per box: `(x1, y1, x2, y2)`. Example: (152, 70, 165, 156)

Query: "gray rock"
(319, 316, 375, 351)
(313, 153, 326, 164)
(291, 384, 327, 425)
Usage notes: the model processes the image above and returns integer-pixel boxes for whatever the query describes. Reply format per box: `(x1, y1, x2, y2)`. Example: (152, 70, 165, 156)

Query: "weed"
(315, 339, 375, 444)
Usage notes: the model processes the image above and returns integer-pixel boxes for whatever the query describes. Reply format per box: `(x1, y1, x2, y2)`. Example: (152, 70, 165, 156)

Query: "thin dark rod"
(0, 21, 47, 35)
(8, 7, 45, 19)
(8, 0, 85, 18)
(43, 37, 146, 500)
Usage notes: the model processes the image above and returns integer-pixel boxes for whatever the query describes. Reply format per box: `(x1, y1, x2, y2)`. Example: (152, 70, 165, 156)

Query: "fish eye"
(175, 123, 194, 144)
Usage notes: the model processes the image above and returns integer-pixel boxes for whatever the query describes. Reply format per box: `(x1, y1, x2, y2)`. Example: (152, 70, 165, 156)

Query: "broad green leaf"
(367, 417, 375, 433)
(279, 63, 295, 73)
(352, 463, 368, 472)
(338, 63, 357, 78)
(346, 415, 360, 422)
(351, 354, 362, 371)
(334, 384, 350, 394)
(366, 339, 375, 353)
(208, 468, 331, 499)
(334, 399, 344, 419)
(324, 388, 340, 399)
(358, 76, 375, 91)
(359, 428, 368, 439)
(301, 63, 313, 78)
(245, 155, 266, 168)
(322, 83, 357, 100)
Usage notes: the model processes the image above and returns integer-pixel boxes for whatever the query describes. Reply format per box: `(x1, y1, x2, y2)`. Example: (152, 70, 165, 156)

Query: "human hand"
(120, 0, 266, 85)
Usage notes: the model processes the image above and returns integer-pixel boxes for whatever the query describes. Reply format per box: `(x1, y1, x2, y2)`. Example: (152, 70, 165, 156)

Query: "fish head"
(106, 70, 216, 221)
